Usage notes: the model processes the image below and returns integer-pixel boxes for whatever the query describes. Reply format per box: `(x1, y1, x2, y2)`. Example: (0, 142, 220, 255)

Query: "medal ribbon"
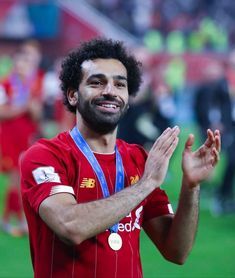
(70, 126, 124, 233)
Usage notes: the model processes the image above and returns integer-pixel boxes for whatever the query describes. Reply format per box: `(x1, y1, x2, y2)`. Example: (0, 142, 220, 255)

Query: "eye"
(90, 80, 103, 87)
(115, 82, 126, 88)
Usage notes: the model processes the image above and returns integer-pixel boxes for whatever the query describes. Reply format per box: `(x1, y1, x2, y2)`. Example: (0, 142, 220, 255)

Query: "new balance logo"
(80, 178, 96, 188)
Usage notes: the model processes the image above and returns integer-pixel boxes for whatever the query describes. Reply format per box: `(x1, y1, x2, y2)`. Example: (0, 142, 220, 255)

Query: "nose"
(103, 82, 115, 95)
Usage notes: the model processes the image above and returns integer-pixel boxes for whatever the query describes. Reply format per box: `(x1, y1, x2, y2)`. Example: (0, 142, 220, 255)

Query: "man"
(0, 40, 43, 236)
(20, 38, 220, 278)
(194, 59, 235, 215)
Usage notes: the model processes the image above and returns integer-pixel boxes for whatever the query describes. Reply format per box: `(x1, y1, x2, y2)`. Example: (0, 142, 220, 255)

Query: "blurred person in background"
(42, 57, 75, 136)
(118, 46, 155, 148)
(20, 38, 220, 278)
(0, 40, 44, 236)
(194, 59, 235, 215)
(151, 80, 176, 134)
(118, 49, 176, 150)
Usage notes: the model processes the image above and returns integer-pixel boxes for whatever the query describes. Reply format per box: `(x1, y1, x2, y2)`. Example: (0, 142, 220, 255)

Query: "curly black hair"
(59, 38, 142, 113)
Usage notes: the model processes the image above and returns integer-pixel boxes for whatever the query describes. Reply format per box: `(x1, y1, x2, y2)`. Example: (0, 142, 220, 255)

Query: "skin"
(39, 58, 221, 264)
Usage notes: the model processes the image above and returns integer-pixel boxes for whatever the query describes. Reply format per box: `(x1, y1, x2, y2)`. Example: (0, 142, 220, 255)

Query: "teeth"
(102, 104, 117, 108)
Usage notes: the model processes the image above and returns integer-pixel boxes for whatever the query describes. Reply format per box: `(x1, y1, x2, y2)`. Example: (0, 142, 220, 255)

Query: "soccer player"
(0, 40, 43, 236)
(20, 38, 221, 278)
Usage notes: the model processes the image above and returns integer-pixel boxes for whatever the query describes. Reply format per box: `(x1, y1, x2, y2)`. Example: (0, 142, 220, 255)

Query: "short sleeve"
(143, 188, 174, 223)
(20, 142, 75, 213)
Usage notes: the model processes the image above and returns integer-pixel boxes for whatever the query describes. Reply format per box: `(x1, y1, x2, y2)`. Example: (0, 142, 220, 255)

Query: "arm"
(0, 86, 42, 121)
(0, 101, 42, 121)
(39, 126, 180, 245)
(143, 180, 199, 265)
(0, 104, 28, 120)
(0, 85, 27, 120)
(143, 129, 221, 264)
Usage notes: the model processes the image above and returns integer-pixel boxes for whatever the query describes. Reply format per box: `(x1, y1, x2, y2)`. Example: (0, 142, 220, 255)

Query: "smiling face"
(74, 58, 129, 134)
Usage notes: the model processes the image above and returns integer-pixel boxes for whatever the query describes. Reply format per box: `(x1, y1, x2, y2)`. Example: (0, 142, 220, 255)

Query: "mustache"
(93, 95, 124, 107)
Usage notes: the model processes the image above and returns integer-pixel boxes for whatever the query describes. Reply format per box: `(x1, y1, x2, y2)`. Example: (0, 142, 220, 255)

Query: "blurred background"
(0, 0, 234, 277)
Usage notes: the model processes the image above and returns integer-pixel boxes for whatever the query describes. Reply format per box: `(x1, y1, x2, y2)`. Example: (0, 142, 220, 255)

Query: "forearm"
(41, 178, 157, 245)
(0, 105, 27, 120)
(164, 177, 200, 263)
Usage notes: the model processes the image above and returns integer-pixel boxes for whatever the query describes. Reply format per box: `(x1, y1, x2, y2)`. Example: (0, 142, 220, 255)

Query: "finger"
(151, 127, 171, 149)
(204, 129, 215, 148)
(184, 134, 194, 151)
(211, 152, 219, 167)
(165, 136, 179, 158)
(214, 129, 221, 152)
(212, 147, 220, 165)
(160, 126, 180, 153)
(152, 126, 179, 151)
(214, 129, 220, 136)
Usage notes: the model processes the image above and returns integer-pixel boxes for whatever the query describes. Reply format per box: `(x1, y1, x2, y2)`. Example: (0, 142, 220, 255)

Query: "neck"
(75, 120, 117, 154)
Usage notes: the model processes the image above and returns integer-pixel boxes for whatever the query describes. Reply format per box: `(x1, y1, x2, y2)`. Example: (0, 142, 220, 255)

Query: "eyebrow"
(87, 74, 127, 82)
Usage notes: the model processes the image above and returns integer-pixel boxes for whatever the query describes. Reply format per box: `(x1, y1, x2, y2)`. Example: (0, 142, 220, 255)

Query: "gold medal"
(108, 233, 122, 251)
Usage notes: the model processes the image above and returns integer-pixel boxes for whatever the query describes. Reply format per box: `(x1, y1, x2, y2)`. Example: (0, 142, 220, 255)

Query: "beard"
(76, 94, 129, 134)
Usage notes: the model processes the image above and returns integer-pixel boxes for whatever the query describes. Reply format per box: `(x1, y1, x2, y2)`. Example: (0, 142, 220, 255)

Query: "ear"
(67, 89, 78, 107)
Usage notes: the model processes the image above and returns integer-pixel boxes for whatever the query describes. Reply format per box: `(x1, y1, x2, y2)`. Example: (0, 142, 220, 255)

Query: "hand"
(182, 129, 221, 188)
(143, 126, 180, 188)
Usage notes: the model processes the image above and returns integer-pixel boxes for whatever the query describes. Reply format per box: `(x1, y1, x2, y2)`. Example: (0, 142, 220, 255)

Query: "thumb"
(184, 134, 194, 151)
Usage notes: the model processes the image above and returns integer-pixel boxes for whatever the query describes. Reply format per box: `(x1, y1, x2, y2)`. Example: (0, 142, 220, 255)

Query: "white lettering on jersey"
(168, 204, 174, 214)
(132, 206, 143, 230)
(117, 206, 143, 232)
(32, 166, 61, 185)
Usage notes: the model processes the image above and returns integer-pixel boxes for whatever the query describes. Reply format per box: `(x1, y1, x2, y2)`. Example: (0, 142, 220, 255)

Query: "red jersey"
(20, 131, 173, 278)
(0, 71, 43, 171)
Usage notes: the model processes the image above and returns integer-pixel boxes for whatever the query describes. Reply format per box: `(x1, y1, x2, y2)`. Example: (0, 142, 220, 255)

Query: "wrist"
(182, 175, 200, 190)
(139, 174, 161, 191)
